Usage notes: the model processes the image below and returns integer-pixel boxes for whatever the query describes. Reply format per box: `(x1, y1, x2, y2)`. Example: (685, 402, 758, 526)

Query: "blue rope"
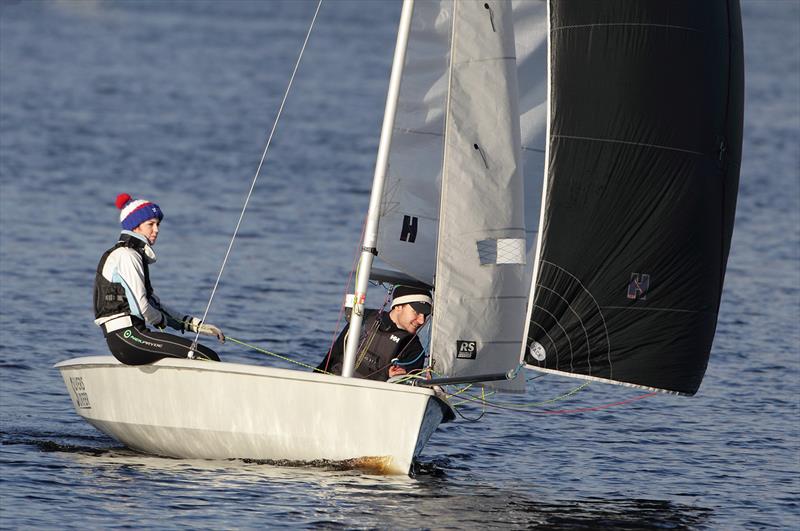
(391, 345, 427, 367)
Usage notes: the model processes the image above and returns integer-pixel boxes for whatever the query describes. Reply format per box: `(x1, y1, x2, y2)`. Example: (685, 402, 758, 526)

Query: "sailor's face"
(393, 304, 428, 334)
(133, 218, 160, 245)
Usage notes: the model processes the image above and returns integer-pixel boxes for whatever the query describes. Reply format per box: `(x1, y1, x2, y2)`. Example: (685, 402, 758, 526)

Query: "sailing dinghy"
(57, 0, 743, 474)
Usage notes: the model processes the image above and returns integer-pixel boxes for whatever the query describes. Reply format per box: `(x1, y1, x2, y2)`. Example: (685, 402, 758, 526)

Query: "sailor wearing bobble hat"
(93, 193, 225, 365)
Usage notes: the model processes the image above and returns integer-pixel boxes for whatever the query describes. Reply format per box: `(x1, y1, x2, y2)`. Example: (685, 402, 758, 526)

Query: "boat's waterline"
(55, 356, 453, 475)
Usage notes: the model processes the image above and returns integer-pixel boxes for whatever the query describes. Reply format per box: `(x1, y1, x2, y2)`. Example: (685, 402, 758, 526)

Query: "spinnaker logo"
(627, 273, 650, 300)
(529, 341, 546, 361)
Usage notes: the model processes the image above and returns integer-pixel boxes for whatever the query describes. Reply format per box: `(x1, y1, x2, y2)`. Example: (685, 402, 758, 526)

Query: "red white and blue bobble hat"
(391, 285, 433, 316)
(116, 193, 164, 231)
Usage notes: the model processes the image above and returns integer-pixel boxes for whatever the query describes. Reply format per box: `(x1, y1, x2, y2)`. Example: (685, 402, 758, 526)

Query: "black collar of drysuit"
(118, 232, 146, 250)
(115, 232, 154, 296)
(378, 311, 404, 334)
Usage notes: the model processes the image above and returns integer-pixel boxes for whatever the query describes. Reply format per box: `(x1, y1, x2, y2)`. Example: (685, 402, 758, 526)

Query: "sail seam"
(535, 284, 592, 366)
(529, 322, 561, 371)
(454, 56, 517, 66)
(394, 128, 444, 138)
(537, 260, 613, 377)
(521, 146, 545, 153)
(551, 23, 701, 33)
(456, 296, 528, 300)
(552, 134, 704, 156)
(602, 305, 718, 315)
(533, 303, 576, 372)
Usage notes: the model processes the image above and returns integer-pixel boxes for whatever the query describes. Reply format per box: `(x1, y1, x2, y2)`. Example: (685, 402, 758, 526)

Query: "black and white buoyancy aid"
(93, 233, 154, 331)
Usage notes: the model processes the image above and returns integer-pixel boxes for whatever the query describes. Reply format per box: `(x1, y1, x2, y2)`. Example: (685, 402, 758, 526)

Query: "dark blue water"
(1, 1, 797, 528)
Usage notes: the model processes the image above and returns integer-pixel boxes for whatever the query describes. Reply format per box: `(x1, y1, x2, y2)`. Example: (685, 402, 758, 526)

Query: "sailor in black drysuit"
(316, 285, 432, 381)
(94, 193, 225, 365)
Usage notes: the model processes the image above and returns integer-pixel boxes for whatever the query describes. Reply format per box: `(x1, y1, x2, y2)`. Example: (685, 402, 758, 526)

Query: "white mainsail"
(375, 0, 453, 286)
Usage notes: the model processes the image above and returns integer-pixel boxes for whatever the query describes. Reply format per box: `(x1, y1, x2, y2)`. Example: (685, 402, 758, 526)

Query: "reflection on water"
(2, 430, 712, 529)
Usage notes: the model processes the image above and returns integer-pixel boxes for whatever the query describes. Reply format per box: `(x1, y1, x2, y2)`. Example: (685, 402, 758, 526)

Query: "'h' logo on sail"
(400, 215, 418, 243)
(627, 273, 650, 300)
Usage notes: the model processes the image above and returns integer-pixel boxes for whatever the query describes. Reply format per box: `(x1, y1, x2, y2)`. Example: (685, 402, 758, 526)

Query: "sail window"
(477, 238, 525, 265)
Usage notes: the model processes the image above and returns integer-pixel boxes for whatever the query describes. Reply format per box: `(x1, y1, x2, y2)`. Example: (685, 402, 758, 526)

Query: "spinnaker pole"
(341, 0, 415, 378)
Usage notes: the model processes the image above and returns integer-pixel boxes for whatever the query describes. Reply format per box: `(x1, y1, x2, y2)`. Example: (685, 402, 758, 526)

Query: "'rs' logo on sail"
(456, 340, 477, 359)
(400, 215, 418, 243)
(627, 273, 650, 300)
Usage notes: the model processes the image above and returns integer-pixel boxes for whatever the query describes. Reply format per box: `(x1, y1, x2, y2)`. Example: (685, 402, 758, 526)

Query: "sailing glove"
(183, 316, 226, 343)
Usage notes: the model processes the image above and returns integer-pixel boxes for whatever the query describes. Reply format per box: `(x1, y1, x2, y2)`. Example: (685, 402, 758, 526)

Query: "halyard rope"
(190, 0, 324, 353)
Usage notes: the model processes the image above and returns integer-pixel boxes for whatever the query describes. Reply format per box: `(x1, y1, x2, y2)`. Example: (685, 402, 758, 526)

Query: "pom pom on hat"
(391, 285, 433, 316)
(116, 193, 164, 231)
(115, 193, 132, 210)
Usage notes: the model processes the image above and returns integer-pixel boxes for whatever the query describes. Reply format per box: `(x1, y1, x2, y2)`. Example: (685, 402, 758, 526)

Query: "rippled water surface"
(1, 1, 798, 529)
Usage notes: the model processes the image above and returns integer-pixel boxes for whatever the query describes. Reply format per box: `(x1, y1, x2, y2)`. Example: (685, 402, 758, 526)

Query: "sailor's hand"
(184, 316, 226, 343)
(199, 322, 225, 342)
(388, 365, 407, 378)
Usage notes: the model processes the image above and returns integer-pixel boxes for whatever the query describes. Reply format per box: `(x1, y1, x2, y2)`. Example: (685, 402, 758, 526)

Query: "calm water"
(1, 1, 798, 529)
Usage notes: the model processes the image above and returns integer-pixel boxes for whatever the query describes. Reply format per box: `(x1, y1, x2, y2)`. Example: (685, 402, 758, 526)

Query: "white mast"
(341, 0, 415, 378)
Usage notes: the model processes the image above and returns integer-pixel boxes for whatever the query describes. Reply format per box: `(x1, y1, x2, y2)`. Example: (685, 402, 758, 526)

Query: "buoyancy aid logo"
(122, 329, 162, 348)
(456, 340, 477, 359)
(389, 335, 400, 343)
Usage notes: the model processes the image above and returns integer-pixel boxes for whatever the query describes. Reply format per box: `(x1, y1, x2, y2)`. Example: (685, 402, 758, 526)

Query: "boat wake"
(1, 429, 123, 457)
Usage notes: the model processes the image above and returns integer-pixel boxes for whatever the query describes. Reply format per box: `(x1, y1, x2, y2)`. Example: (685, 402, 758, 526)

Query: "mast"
(341, 0, 415, 378)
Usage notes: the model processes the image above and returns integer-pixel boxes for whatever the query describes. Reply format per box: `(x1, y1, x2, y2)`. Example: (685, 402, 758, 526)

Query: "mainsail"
(523, 1, 745, 395)
(375, 0, 547, 286)
(375, 0, 451, 286)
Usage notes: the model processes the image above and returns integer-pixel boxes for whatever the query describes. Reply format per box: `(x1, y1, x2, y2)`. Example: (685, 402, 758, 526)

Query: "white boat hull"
(56, 356, 453, 475)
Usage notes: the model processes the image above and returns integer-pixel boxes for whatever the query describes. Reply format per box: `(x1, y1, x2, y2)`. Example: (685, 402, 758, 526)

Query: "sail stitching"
(535, 284, 592, 368)
(602, 305, 716, 315)
(521, 146, 545, 153)
(538, 260, 613, 378)
(393, 128, 444, 138)
(454, 56, 517, 66)
(529, 322, 560, 370)
(532, 304, 575, 372)
(552, 134, 704, 156)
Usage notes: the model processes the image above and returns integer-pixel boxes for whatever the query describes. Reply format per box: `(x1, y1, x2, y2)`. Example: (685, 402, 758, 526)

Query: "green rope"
(226, 336, 331, 374)
(226, 335, 589, 414)
(447, 381, 590, 411)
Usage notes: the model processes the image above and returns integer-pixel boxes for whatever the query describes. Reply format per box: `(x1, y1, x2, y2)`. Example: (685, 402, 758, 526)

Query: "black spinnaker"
(525, 0, 744, 395)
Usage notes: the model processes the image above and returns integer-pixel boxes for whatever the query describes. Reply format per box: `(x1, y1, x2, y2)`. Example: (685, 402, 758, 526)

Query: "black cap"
(391, 285, 433, 316)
